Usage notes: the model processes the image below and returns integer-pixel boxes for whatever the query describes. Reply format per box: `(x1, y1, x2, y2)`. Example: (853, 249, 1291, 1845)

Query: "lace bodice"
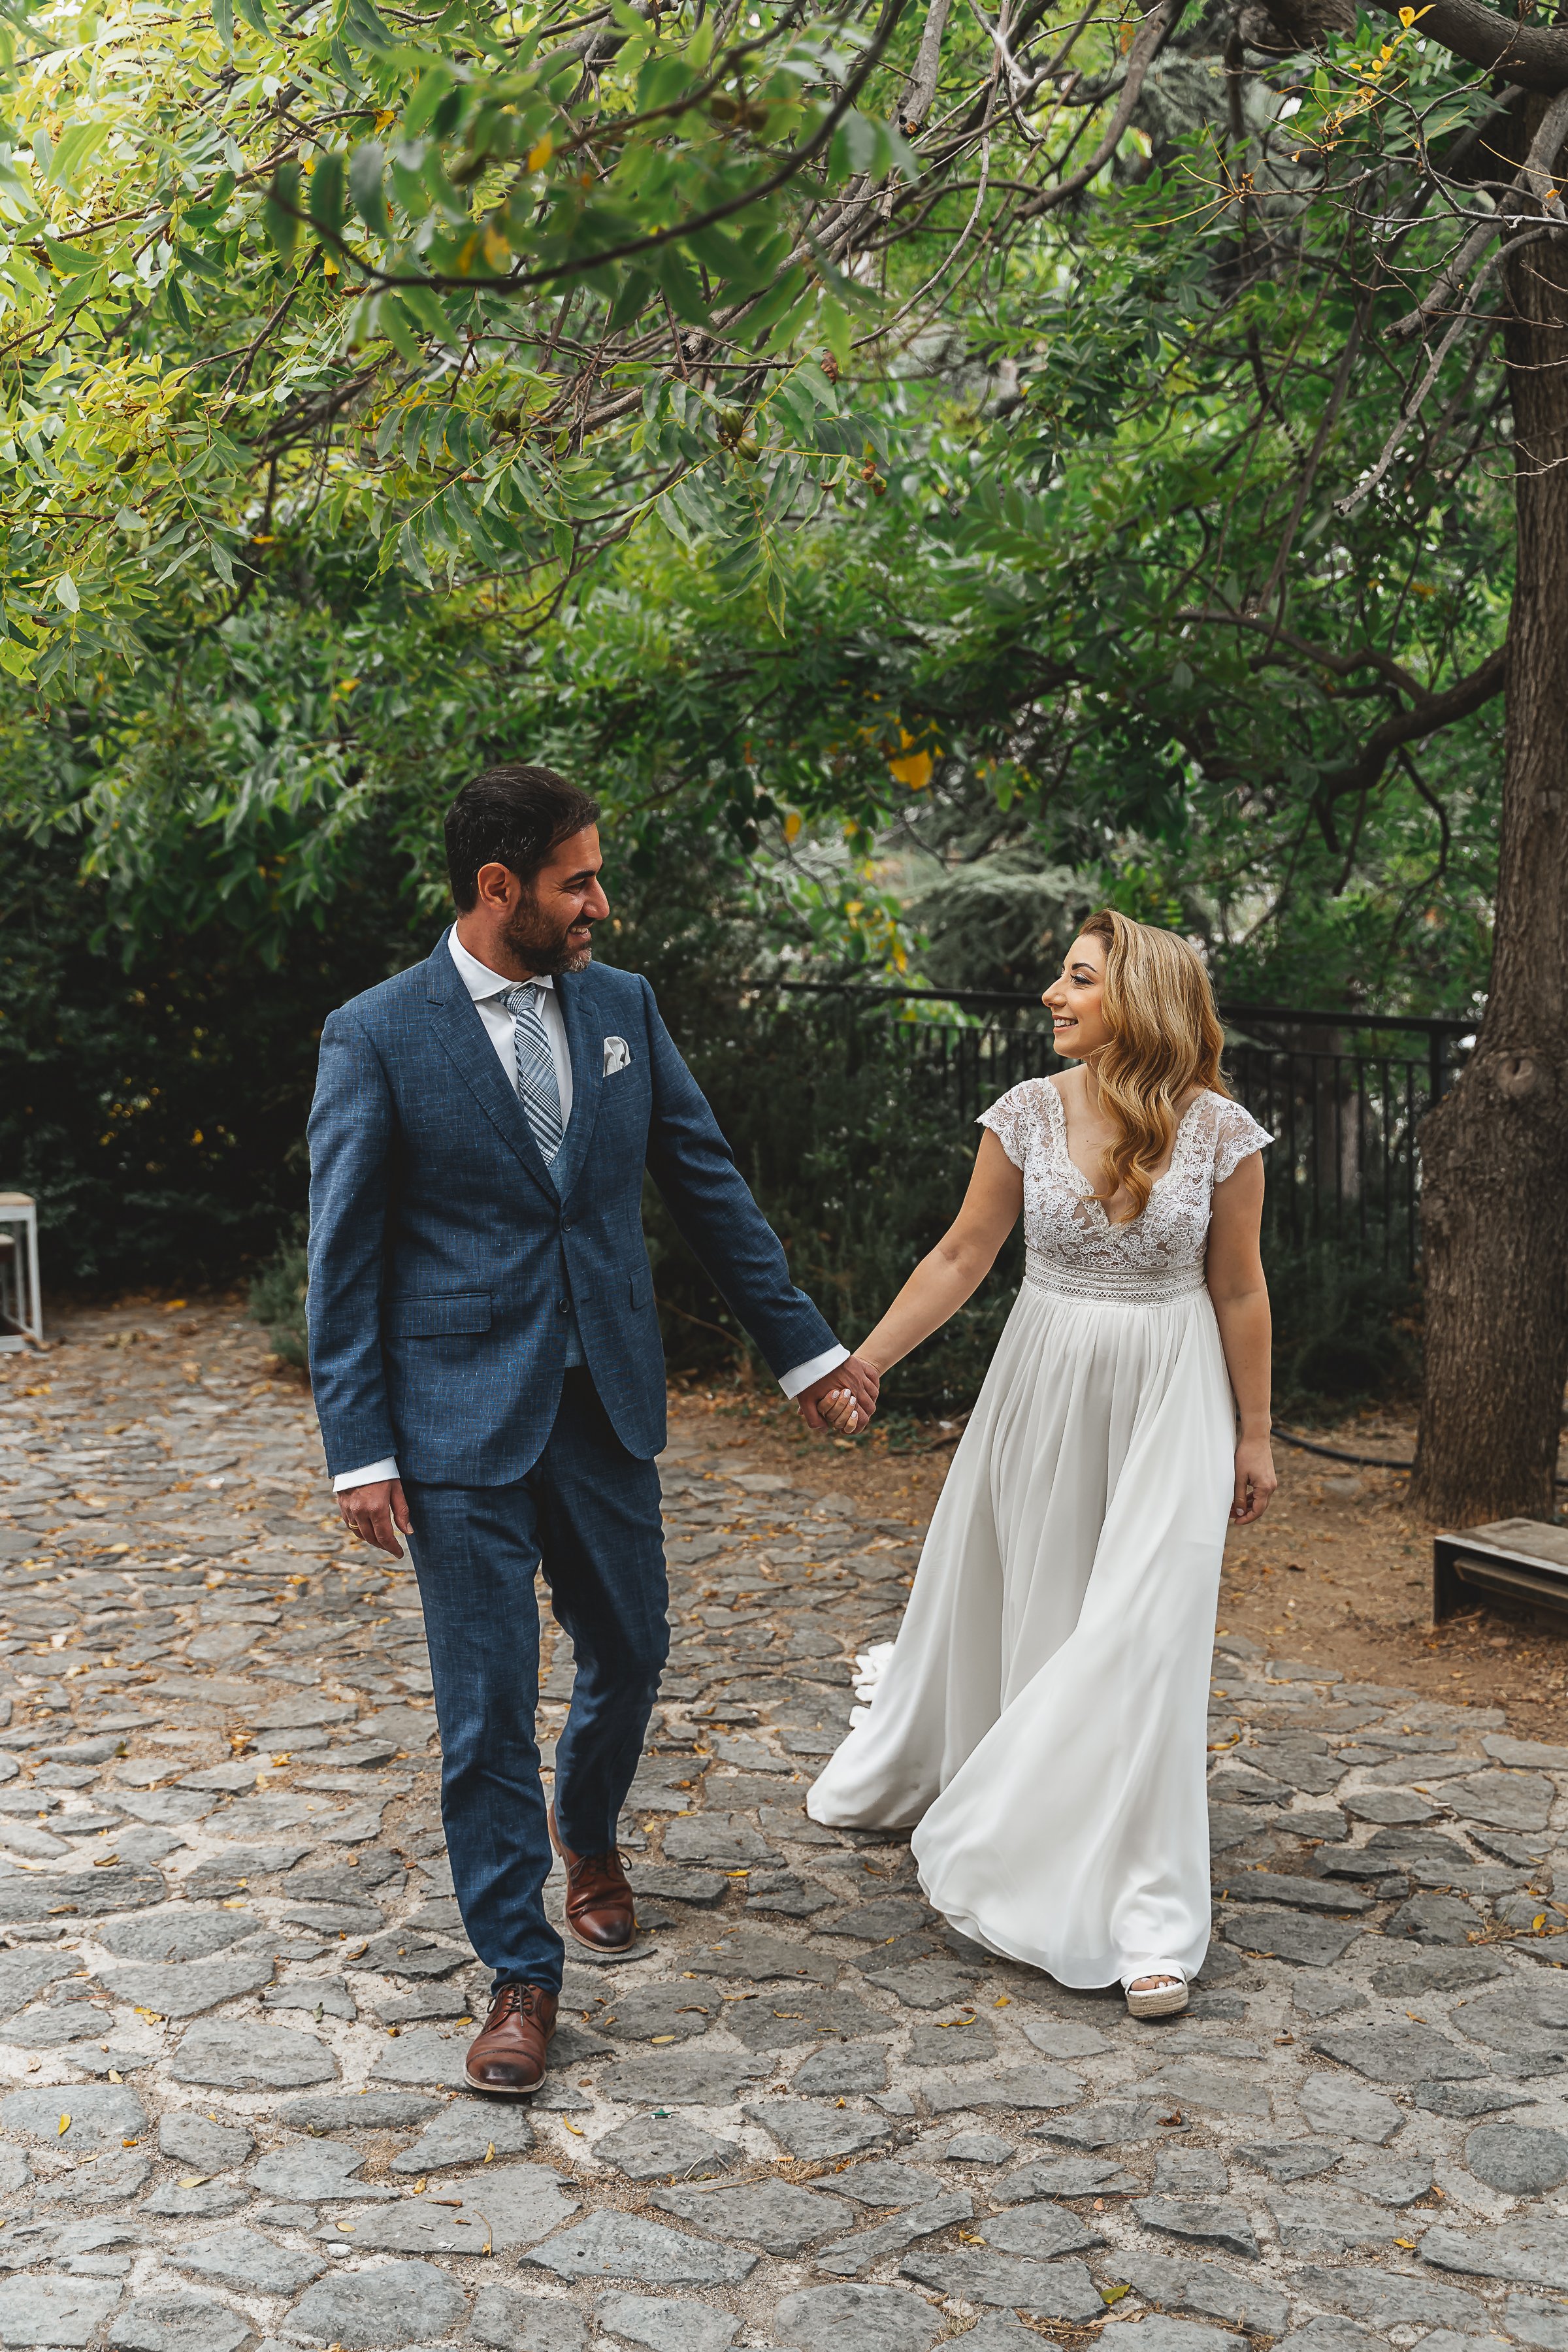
(979, 1081, 1272, 1303)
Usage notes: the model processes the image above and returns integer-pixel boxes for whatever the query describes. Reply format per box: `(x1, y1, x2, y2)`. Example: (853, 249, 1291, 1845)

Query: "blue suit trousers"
(403, 1369, 668, 1992)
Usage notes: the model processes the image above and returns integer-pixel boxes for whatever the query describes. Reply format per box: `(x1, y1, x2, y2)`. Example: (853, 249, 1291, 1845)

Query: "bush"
(9, 802, 1420, 1419)
(248, 1224, 310, 1369)
(656, 996, 1021, 1414)
(1, 829, 430, 1291)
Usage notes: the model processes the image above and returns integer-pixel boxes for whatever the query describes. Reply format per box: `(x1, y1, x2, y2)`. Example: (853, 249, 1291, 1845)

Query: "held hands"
(1232, 1435, 1277, 1525)
(337, 1477, 413, 1559)
(797, 1354, 881, 1437)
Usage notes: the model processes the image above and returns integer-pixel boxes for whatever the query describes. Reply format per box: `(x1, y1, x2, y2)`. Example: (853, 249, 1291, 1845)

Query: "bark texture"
(1413, 104, 1568, 1526)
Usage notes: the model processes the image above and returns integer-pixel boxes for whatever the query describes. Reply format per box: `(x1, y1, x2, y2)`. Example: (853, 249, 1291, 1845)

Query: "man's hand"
(337, 1478, 413, 1560)
(798, 1354, 880, 1435)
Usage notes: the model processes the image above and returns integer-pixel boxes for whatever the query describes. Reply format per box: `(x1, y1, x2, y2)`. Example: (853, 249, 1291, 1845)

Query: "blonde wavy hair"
(1075, 909, 1230, 1222)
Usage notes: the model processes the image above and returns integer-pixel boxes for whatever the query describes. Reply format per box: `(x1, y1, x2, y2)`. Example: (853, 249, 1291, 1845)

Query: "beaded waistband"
(1023, 1252, 1207, 1305)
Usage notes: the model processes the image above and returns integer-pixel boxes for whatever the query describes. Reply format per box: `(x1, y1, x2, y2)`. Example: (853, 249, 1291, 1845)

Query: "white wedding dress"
(808, 1079, 1271, 1988)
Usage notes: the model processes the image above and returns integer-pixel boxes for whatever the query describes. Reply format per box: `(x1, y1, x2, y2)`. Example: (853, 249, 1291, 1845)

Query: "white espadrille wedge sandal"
(1122, 1966, 1190, 2020)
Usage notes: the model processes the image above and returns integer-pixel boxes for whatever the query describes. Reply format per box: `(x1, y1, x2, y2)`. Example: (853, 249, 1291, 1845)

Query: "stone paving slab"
(7, 1309, 1568, 2352)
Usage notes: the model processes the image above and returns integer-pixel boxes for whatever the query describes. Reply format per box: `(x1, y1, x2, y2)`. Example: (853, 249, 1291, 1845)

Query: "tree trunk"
(1411, 106, 1568, 1526)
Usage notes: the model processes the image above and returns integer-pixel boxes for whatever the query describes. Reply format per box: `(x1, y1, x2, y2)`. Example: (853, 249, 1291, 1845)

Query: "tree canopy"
(2, 0, 1526, 1001)
(8, 0, 1567, 1507)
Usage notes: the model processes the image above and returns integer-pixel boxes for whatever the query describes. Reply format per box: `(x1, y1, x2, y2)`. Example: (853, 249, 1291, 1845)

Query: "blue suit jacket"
(305, 934, 839, 1486)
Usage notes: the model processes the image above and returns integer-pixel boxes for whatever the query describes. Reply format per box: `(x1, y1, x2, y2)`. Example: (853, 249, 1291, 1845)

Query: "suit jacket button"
(556, 1298, 570, 1315)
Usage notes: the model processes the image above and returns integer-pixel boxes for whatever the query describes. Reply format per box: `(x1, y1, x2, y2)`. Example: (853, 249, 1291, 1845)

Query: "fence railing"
(777, 983, 1475, 1282)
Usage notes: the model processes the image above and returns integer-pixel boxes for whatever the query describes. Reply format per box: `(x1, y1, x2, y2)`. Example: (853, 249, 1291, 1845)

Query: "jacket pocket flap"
(385, 1290, 493, 1339)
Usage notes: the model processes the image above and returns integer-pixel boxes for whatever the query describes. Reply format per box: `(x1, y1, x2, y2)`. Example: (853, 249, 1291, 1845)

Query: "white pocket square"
(603, 1036, 631, 1075)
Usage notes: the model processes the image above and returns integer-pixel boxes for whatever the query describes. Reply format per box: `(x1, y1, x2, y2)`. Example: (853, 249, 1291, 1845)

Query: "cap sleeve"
(977, 1080, 1049, 1170)
(1214, 1098, 1273, 1186)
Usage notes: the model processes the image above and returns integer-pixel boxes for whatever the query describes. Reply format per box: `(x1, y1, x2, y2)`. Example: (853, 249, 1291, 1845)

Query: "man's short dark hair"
(444, 764, 601, 912)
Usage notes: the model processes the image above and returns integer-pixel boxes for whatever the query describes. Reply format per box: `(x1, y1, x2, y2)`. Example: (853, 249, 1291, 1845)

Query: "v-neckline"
(1043, 1081, 1207, 1220)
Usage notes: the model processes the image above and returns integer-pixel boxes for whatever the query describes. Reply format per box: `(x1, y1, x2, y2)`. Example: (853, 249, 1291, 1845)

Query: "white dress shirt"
(333, 934, 847, 1491)
(448, 928, 574, 1122)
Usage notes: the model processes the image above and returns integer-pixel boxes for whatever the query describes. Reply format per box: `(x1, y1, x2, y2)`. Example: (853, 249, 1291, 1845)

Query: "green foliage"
(248, 1223, 310, 1368)
(0, 0, 920, 677)
(653, 996, 1021, 1413)
(0, 827, 429, 1286)
(0, 0, 1539, 1422)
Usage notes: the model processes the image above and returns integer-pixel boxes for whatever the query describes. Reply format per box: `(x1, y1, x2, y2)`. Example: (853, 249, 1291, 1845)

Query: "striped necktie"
(504, 983, 564, 1165)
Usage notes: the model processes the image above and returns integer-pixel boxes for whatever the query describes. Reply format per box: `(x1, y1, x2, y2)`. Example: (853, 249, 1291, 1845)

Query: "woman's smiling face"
(1042, 932, 1113, 1060)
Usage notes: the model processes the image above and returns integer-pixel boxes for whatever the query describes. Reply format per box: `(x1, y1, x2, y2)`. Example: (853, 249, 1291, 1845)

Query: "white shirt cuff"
(333, 1458, 399, 1492)
(778, 1344, 851, 1400)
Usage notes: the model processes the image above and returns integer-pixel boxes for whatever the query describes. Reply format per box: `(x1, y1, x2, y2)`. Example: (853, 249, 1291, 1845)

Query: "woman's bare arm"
(1205, 1151, 1277, 1524)
(823, 1134, 1024, 1421)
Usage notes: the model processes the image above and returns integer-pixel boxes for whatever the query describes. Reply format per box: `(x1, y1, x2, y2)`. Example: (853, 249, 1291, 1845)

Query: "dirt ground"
(676, 1380, 1568, 1742)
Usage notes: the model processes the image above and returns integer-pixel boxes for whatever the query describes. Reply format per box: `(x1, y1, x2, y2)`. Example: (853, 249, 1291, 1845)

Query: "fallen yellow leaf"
(57, 2115, 70, 2136)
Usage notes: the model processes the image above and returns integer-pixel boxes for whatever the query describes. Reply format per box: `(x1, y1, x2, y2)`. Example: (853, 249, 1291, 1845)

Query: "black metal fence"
(779, 985, 1474, 1282)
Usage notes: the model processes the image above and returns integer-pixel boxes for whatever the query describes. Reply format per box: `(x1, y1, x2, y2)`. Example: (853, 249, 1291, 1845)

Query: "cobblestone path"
(2, 1303, 1568, 2352)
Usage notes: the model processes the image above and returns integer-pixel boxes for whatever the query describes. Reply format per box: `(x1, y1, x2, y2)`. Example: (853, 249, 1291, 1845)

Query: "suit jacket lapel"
(423, 933, 559, 1204)
(551, 968, 604, 1205)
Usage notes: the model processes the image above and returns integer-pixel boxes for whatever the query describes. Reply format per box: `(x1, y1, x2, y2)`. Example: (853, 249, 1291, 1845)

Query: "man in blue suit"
(307, 764, 877, 2096)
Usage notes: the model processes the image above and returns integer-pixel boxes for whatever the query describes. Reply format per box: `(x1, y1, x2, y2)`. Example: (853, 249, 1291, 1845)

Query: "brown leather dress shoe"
(464, 1982, 557, 2096)
(549, 1801, 636, 1951)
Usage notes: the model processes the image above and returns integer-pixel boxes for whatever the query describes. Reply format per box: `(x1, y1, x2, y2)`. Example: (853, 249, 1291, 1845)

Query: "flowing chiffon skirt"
(807, 1275, 1235, 1987)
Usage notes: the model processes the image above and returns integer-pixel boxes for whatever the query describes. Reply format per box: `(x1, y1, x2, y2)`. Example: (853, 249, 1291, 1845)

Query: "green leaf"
(652, 246, 711, 328)
(398, 280, 461, 345)
(818, 293, 851, 373)
(343, 0, 395, 48)
(264, 158, 301, 259)
(212, 0, 234, 49)
(834, 108, 884, 177)
(737, 263, 808, 345)
(380, 297, 427, 365)
(606, 268, 654, 333)
(309, 150, 346, 240)
(53, 574, 80, 613)
(405, 69, 456, 137)
(348, 140, 390, 236)
(234, 0, 268, 34)
(49, 120, 108, 187)
(42, 237, 101, 277)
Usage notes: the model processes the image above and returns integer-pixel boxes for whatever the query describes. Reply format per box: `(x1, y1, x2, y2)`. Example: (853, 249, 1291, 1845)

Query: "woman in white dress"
(809, 910, 1275, 2019)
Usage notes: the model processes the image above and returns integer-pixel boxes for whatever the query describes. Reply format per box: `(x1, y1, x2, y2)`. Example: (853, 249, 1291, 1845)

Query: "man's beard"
(503, 890, 593, 976)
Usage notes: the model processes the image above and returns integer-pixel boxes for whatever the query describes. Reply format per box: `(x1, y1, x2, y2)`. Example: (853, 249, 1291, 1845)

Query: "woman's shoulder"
(976, 1075, 1062, 1166)
(1201, 1091, 1274, 1180)
(988, 1073, 1066, 1118)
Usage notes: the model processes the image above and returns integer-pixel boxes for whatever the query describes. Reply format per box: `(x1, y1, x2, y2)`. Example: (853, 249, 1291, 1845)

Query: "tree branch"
(1016, 0, 1188, 220)
(1391, 86, 1568, 341)
(1311, 641, 1507, 810)
(1379, 0, 1568, 95)
(899, 0, 954, 132)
